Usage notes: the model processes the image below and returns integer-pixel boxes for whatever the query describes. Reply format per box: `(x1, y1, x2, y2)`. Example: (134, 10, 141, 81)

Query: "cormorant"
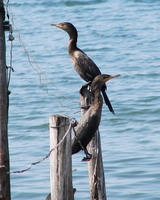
(71, 74, 120, 160)
(51, 22, 115, 114)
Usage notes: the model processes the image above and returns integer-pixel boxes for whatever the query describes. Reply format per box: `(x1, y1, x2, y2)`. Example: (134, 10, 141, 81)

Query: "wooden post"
(49, 115, 74, 200)
(80, 85, 107, 200)
(87, 132, 107, 200)
(0, 1, 11, 199)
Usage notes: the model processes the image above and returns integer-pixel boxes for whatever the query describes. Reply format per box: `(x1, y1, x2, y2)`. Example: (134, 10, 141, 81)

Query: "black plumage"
(71, 74, 120, 158)
(51, 22, 115, 114)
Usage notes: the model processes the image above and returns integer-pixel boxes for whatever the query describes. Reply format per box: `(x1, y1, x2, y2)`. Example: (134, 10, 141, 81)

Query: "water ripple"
(8, 0, 160, 199)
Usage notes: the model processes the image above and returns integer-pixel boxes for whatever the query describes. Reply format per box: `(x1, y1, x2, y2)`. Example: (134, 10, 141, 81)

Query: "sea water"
(5, 0, 160, 199)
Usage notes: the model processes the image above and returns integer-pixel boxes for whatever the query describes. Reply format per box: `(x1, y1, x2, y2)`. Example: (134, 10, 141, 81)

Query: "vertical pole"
(80, 85, 107, 200)
(87, 132, 107, 200)
(0, 1, 11, 199)
(49, 115, 74, 200)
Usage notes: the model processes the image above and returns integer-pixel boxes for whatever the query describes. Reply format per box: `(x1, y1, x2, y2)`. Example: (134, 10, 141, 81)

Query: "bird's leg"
(82, 148, 92, 162)
(76, 139, 92, 161)
(73, 127, 92, 161)
(77, 140, 92, 161)
(77, 139, 92, 161)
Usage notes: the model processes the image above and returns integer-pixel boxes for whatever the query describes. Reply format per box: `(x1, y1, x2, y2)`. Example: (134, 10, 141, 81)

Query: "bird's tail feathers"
(102, 90, 115, 114)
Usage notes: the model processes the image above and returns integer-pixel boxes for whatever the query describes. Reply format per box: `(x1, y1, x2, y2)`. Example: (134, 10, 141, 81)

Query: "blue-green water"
(6, 0, 160, 199)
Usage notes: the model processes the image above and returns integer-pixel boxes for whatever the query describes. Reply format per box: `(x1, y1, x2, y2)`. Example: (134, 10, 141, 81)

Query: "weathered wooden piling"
(0, 1, 11, 199)
(87, 131, 106, 200)
(80, 85, 107, 200)
(49, 115, 74, 200)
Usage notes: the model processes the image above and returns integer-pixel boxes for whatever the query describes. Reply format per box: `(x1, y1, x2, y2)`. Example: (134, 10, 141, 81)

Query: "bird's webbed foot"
(81, 148, 92, 162)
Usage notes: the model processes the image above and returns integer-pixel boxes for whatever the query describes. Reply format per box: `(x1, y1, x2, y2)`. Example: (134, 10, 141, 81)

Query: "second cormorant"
(71, 74, 120, 160)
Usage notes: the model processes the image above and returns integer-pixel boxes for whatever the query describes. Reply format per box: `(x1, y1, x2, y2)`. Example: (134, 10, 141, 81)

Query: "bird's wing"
(73, 49, 102, 82)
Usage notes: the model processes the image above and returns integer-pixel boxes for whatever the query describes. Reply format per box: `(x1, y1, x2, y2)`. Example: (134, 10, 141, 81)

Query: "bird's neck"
(91, 90, 103, 110)
(68, 39, 77, 54)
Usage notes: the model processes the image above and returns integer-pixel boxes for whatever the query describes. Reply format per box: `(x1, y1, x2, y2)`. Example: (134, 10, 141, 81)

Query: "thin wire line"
(4, 0, 80, 113)
(8, 118, 77, 174)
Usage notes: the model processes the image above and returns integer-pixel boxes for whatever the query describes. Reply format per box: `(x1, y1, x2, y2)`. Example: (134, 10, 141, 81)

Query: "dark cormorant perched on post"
(71, 74, 120, 159)
(51, 22, 115, 114)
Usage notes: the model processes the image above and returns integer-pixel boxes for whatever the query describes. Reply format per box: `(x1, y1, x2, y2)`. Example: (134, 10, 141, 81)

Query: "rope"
(8, 118, 77, 174)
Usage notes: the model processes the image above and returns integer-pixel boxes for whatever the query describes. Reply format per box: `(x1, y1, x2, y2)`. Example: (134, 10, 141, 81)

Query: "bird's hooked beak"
(51, 23, 64, 30)
(104, 74, 121, 82)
